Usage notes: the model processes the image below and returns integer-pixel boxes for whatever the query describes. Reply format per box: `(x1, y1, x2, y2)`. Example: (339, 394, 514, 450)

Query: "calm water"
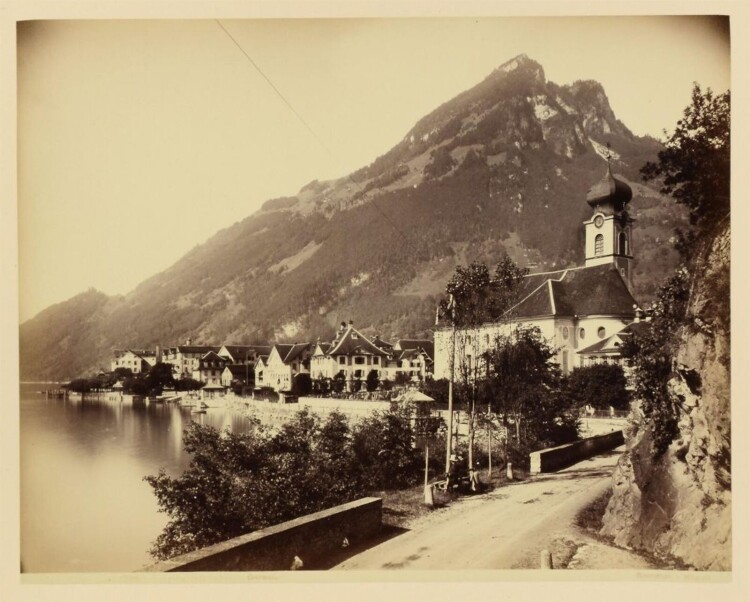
(20, 384, 252, 573)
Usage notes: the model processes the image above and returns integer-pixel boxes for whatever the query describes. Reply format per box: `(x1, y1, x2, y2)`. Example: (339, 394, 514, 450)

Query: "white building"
(110, 349, 156, 374)
(257, 343, 312, 392)
(162, 344, 220, 379)
(434, 167, 640, 380)
(310, 322, 390, 391)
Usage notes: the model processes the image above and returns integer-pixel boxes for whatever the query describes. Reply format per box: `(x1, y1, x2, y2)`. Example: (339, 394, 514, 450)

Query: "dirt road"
(333, 448, 632, 570)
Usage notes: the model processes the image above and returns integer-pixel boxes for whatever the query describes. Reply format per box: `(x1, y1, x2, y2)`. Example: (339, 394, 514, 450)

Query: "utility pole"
(445, 294, 457, 475)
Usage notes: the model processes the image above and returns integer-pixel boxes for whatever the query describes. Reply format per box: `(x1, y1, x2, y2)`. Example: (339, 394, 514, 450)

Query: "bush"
(564, 364, 630, 410)
(145, 406, 424, 560)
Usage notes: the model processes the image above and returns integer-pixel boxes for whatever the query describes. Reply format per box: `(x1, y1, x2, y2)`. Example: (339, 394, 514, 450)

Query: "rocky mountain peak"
(494, 53, 546, 82)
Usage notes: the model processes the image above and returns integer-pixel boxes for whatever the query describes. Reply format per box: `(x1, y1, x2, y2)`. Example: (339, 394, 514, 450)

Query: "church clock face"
(594, 215, 604, 228)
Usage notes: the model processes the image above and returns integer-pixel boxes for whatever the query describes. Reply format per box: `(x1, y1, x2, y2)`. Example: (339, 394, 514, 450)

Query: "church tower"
(583, 157, 634, 290)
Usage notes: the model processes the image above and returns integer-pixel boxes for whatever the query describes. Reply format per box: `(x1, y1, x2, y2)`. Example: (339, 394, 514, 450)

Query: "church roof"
(505, 264, 637, 320)
(586, 169, 632, 212)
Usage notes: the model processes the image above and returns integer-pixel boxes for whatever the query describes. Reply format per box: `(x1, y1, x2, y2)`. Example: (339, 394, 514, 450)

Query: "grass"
(375, 465, 522, 529)
(575, 487, 612, 533)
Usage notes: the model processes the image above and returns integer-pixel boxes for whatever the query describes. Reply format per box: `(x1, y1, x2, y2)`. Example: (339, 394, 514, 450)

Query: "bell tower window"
(594, 234, 604, 257)
(619, 232, 628, 255)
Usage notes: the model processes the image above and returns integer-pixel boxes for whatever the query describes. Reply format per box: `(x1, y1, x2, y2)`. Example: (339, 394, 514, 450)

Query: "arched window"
(579, 328, 586, 340)
(598, 327, 606, 339)
(594, 234, 604, 256)
(619, 232, 628, 255)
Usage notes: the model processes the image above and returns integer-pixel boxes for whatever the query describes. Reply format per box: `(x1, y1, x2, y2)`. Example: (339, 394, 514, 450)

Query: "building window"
(373, 357, 379, 365)
(619, 232, 628, 255)
(354, 369, 362, 378)
(598, 327, 606, 339)
(339, 357, 346, 365)
(579, 328, 585, 340)
(594, 234, 604, 256)
(354, 357, 365, 365)
(562, 326, 569, 340)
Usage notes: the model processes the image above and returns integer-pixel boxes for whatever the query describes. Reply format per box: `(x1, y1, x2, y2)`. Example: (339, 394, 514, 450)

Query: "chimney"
(156, 345, 162, 363)
(348, 320, 353, 327)
(339, 322, 346, 333)
(186, 337, 192, 346)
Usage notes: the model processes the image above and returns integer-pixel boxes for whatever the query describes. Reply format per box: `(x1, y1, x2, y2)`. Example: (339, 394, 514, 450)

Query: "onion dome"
(586, 168, 633, 212)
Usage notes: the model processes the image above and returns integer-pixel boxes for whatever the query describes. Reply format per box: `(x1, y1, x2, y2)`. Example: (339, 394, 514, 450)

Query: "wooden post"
(540, 549, 553, 569)
(445, 298, 457, 475)
(424, 443, 430, 487)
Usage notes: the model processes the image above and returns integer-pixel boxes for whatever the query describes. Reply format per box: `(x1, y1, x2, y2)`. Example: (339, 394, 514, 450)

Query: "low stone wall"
(530, 430, 625, 474)
(143, 497, 382, 572)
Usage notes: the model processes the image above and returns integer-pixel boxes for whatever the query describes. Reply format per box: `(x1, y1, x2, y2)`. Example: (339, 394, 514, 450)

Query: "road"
(333, 448, 624, 570)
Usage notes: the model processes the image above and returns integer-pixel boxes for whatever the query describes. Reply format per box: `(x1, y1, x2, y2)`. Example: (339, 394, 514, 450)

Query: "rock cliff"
(600, 222, 730, 570)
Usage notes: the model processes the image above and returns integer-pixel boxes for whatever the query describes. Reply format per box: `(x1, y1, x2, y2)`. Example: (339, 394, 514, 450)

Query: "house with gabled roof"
(310, 321, 391, 391)
(385, 339, 435, 382)
(221, 363, 253, 388)
(434, 167, 641, 379)
(162, 341, 221, 379)
(110, 349, 156, 374)
(218, 344, 272, 365)
(191, 350, 228, 386)
(259, 343, 312, 392)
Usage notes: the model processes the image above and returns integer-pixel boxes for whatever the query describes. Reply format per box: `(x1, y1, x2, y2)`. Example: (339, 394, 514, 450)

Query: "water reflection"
(19, 385, 253, 573)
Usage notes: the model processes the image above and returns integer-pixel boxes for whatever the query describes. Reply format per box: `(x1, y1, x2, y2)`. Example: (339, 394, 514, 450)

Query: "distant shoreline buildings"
(111, 168, 643, 393)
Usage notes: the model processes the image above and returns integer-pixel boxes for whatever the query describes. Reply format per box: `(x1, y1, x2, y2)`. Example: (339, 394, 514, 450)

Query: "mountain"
(20, 55, 686, 381)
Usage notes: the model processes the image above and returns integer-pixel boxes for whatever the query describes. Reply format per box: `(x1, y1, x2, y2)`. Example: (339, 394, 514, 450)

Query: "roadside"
(333, 447, 658, 570)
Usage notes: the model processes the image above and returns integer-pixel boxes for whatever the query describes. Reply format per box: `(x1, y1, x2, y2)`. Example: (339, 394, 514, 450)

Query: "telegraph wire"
(213, 19, 420, 254)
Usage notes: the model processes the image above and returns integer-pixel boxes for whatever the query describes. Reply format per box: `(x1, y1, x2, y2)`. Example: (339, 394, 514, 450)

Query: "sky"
(16, 15, 731, 322)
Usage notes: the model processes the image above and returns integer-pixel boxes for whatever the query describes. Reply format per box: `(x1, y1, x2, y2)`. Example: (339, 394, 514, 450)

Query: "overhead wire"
(213, 19, 421, 256)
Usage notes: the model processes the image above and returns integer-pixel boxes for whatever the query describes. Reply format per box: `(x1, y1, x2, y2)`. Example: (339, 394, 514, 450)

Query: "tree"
(564, 364, 630, 411)
(641, 84, 730, 235)
(312, 376, 332, 397)
(620, 268, 691, 455)
(67, 378, 92, 393)
(174, 377, 204, 392)
(291, 373, 313, 396)
(482, 326, 578, 468)
(332, 371, 346, 394)
(145, 407, 424, 560)
(393, 371, 410, 386)
(365, 369, 380, 392)
(113, 367, 134, 381)
(438, 256, 529, 483)
(145, 362, 176, 394)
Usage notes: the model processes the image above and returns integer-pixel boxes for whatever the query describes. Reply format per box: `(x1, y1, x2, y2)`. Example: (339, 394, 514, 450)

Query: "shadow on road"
(311, 525, 410, 570)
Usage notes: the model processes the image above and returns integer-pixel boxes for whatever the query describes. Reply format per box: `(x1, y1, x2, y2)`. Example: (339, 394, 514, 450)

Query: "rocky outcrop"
(600, 223, 730, 570)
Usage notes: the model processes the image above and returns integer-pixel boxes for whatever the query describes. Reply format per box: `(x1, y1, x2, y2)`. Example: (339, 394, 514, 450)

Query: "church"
(433, 165, 642, 380)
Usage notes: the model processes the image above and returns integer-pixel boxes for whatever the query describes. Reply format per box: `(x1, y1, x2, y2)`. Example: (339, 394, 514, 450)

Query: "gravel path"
(333, 447, 653, 570)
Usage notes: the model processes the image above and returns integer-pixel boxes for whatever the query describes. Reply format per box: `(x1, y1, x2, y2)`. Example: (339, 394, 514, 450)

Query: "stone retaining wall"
(530, 430, 625, 474)
(142, 497, 382, 572)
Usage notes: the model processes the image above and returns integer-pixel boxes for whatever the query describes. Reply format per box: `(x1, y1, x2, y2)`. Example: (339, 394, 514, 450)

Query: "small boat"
(191, 409, 207, 415)
(200, 402, 209, 409)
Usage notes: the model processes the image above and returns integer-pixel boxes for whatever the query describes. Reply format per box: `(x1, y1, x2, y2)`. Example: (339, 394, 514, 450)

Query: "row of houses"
(110, 324, 435, 393)
(112, 167, 646, 393)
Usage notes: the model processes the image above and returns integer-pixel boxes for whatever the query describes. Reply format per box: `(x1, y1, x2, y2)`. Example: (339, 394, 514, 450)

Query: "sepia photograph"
(3, 2, 745, 598)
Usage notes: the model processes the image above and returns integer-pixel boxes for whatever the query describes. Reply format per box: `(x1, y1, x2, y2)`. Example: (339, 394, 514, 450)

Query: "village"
(105, 165, 645, 408)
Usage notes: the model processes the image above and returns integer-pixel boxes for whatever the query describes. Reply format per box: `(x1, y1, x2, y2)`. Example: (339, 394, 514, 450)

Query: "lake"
(19, 384, 253, 573)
